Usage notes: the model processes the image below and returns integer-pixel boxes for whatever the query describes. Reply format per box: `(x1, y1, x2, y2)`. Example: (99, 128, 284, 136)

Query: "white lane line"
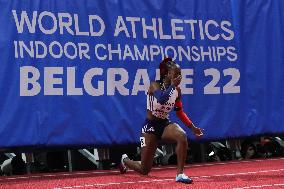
(1, 158, 283, 181)
(234, 183, 284, 189)
(53, 168, 284, 189)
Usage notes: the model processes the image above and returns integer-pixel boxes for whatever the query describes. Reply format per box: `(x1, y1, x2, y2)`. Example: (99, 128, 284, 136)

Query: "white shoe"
(175, 173, 193, 184)
(118, 154, 128, 174)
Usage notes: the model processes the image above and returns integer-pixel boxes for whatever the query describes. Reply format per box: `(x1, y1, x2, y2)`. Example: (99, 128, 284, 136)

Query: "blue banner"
(0, 0, 283, 148)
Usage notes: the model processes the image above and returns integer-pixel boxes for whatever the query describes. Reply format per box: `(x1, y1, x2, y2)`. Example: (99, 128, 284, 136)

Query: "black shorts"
(141, 118, 172, 139)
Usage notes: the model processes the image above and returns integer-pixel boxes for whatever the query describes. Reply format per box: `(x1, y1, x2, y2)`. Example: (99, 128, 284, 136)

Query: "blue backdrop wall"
(0, 0, 283, 148)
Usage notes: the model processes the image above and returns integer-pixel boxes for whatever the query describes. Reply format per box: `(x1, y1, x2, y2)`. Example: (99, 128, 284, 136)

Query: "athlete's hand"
(171, 75, 182, 87)
(191, 124, 204, 138)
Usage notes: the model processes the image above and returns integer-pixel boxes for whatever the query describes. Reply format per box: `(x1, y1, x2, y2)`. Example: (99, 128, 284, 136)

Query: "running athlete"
(119, 58, 203, 184)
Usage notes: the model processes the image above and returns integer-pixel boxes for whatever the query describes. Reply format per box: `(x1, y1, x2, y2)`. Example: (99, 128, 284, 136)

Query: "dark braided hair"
(159, 57, 177, 81)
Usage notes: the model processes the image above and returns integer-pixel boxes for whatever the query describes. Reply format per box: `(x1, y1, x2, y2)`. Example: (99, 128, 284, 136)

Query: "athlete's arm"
(174, 87, 203, 137)
(148, 82, 175, 104)
(174, 87, 193, 128)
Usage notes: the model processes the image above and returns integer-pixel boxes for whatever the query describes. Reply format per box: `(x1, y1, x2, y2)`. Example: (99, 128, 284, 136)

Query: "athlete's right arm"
(148, 82, 175, 104)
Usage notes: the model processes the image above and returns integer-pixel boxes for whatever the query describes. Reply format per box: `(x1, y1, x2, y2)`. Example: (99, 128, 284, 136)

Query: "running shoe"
(175, 173, 193, 184)
(118, 154, 128, 174)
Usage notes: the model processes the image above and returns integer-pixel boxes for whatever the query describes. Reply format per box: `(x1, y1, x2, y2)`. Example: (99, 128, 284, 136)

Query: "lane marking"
(1, 158, 283, 181)
(54, 168, 284, 189)
(234, 183, 284, 189)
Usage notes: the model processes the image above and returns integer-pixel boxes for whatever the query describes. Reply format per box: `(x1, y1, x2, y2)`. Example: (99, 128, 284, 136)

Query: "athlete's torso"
(147, 83, 179, 119)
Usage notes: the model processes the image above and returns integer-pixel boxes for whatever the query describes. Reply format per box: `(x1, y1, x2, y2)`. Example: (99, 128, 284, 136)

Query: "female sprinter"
(119, 58, 203, 184)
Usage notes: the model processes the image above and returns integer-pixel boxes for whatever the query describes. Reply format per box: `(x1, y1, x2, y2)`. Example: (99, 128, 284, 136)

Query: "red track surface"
(0, 158, 284, 189)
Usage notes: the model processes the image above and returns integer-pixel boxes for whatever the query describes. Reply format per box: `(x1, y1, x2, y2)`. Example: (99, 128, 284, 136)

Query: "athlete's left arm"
(174, 87, 193, 128)
(174, 87, 203, 137)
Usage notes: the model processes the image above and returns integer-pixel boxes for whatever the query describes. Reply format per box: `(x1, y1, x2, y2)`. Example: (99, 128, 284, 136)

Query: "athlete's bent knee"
(178, 132, 188, 143)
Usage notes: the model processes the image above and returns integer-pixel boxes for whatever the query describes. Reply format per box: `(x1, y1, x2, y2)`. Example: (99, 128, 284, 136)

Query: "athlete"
(119, 58, 203, 184)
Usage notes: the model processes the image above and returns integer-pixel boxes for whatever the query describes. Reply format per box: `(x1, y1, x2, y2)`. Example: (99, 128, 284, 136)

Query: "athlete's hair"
(159, 57, 178, 81)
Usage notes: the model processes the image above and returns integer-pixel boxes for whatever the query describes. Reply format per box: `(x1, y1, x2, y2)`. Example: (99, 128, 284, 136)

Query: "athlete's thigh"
(140, 133, 157, 168)
(161, 123, 187, 142)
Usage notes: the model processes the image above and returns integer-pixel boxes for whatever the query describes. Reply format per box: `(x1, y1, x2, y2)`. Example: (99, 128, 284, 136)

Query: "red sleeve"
(175, 100, 193, 128)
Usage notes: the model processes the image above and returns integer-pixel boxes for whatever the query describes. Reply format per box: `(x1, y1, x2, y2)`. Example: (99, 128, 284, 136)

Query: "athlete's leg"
(161, 123, 188, 175)
(123, 133, 157, 175)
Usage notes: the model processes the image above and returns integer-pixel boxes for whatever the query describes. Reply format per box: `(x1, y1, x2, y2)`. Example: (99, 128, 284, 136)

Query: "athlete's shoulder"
(176, 86, 182, 100)
(176, 86, 181, 92)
